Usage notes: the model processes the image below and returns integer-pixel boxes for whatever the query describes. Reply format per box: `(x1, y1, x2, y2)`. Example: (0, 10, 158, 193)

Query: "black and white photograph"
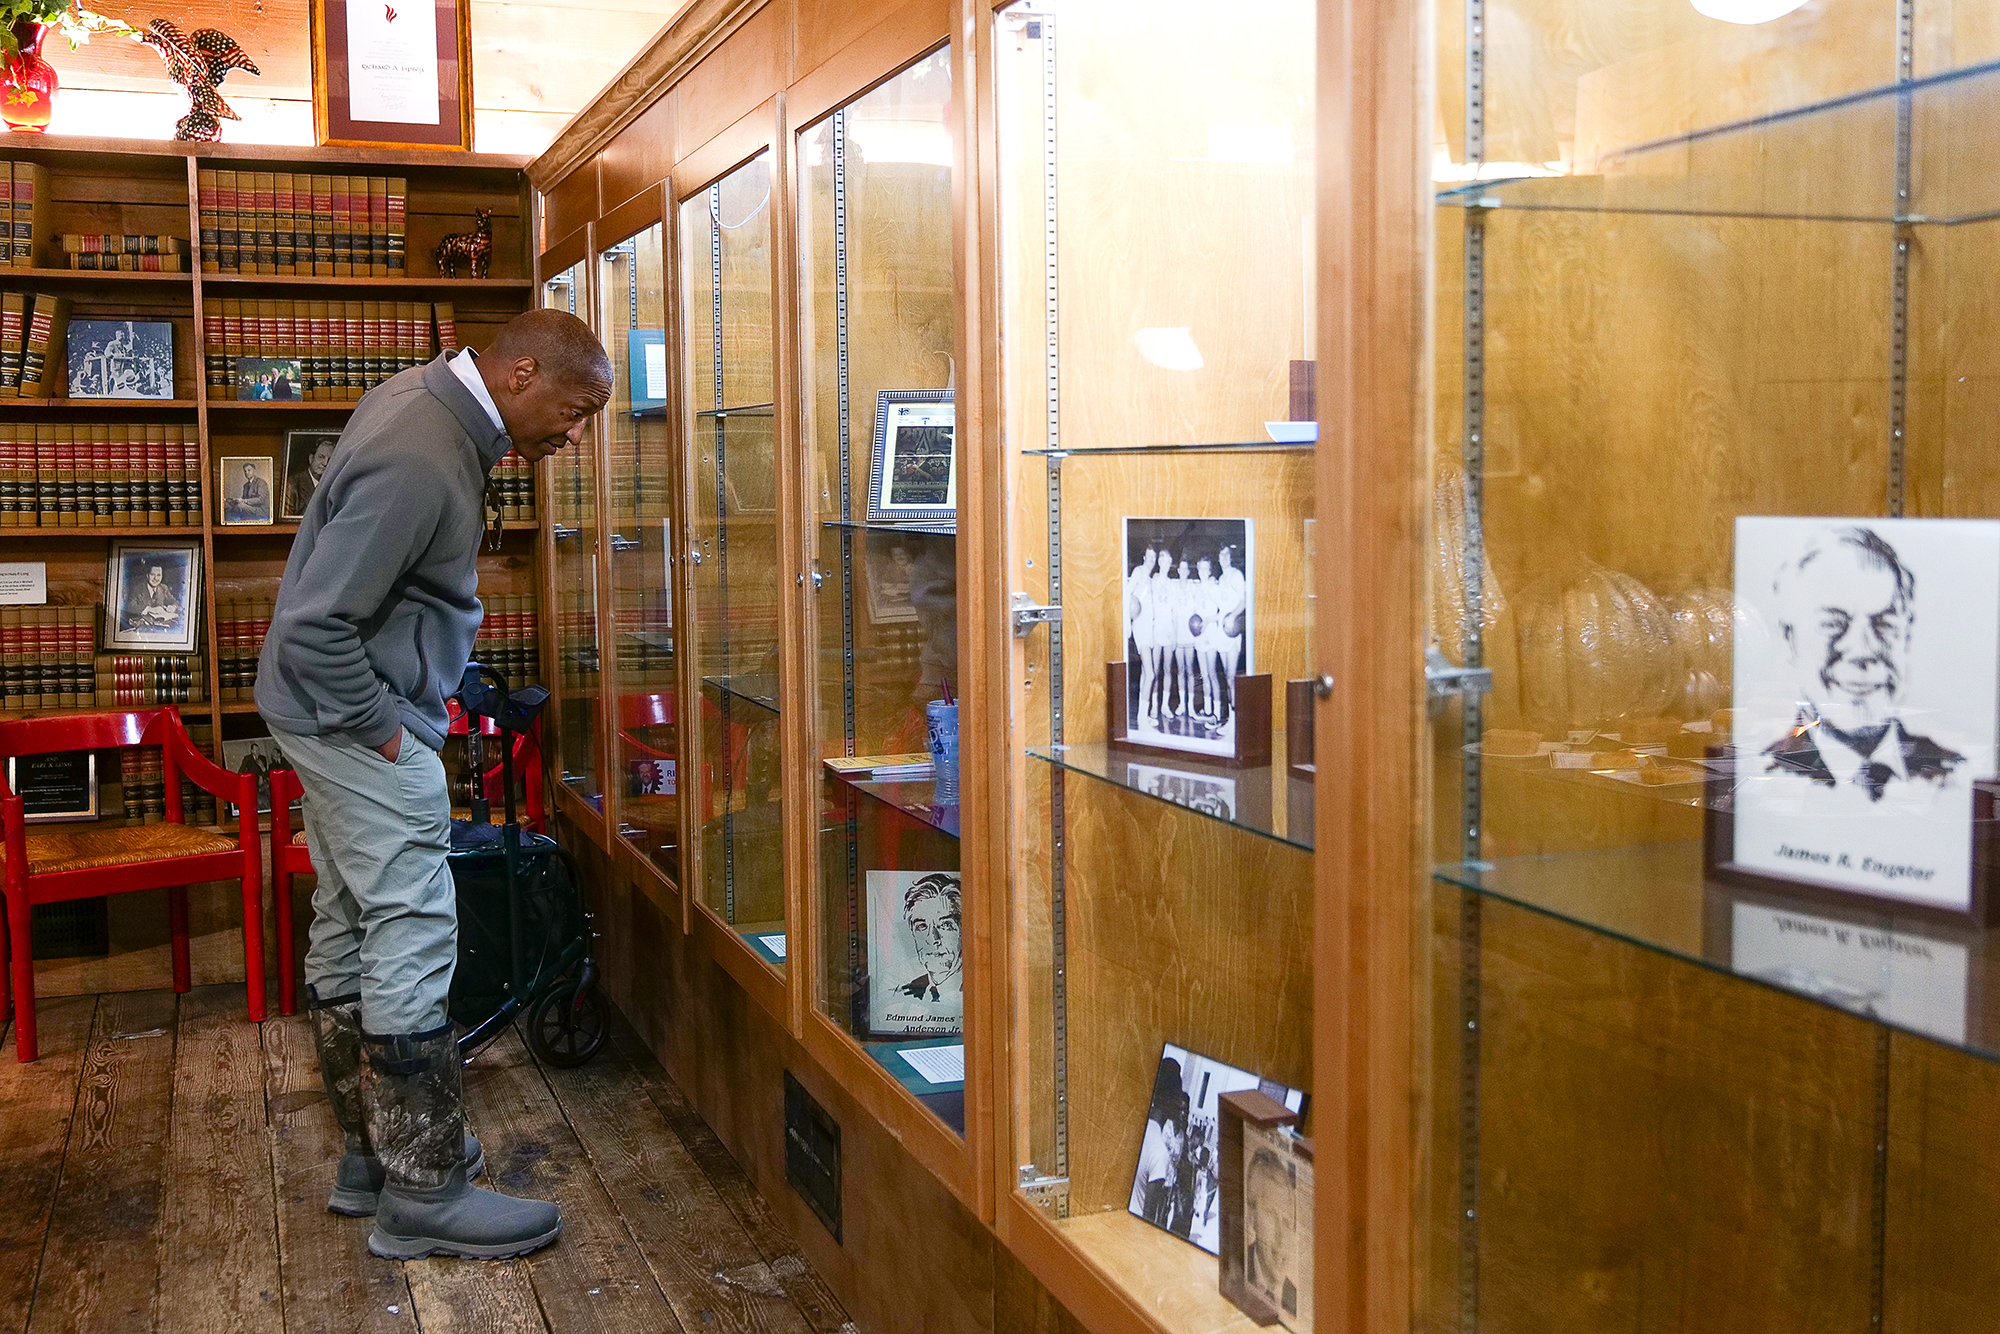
(1243, 1121, 1314, 1333)
(1126, 761, 1237, 822)
(235, 356, 303, 402)
(281, 430, 339, 519)
(867, 390, 956, 523)
(1731, 517, 2000, 912)
(1123, 517, 1255, 759)
(103, 540, 200, 653)
(1128, 1042, 1304, 1255)
(866, 869, 964, 1038)
(66, 318, 175, 400)
(219, 456, 275, 526)
(221, 735, 292, 816)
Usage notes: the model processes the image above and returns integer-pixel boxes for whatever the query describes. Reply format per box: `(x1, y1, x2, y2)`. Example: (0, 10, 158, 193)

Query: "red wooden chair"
(269, 711, 545, 1017)
(0, 708, 266, 1062)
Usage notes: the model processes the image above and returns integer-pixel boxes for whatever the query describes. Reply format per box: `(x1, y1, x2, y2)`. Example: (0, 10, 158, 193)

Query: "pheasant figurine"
(139, 19, 259, 142)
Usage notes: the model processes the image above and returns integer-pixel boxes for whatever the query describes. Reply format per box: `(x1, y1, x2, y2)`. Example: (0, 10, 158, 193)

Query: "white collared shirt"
(449, 347, 508, 439)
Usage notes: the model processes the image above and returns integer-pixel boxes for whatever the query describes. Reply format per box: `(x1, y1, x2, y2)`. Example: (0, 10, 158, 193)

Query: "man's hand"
(376, 731, 402, 763)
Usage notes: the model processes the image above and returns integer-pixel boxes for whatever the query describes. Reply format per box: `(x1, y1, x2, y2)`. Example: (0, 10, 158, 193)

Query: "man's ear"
(508, 355, 539, 394)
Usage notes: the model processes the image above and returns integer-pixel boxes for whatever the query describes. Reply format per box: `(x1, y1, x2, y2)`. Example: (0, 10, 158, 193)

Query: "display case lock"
(551, 523, 579, 541)
(1010, 592, 1063, 638)
(609, 534, 641, 553)
(1425, 646, 1493, 704)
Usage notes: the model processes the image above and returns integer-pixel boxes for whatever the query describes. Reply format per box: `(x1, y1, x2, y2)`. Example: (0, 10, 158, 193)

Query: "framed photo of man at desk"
(103, 540, 200, 654)
(1725, 517, 2000, 916)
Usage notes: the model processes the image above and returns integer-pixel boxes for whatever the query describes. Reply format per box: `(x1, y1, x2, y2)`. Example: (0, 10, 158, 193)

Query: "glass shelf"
(821, 519, 958, 537)
(827, 770, 960, 840)
(701, 672, 779, 716)
(1028, 742, 1314, 852)
(1435, 58, 2000, 224)
(1435, 844, 2000, 1063)
(694, 403, 776, 419)
(864, 1036, 966, 1134)
(1022, 439, 1314, 458)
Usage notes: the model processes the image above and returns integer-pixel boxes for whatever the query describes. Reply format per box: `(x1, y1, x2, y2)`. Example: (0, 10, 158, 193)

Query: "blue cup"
(926, 701, 960, 806)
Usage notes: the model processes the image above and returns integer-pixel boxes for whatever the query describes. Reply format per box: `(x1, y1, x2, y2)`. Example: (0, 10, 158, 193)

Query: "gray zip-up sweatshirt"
(255, 355, 509, 751)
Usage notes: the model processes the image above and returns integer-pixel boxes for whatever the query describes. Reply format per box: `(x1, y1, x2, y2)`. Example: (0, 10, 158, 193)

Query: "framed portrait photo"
(1120, 517, 1255, 760)
(235, 356, 304, 402)
(867, 390, 955, 524)
(312, 0, 473, 150)
(219, 456, 275, 526)
(282, 429, 340, 519)
(103, 540, 200, 654)
(66, 319, 174, 400)
(220, 736, 293, 816)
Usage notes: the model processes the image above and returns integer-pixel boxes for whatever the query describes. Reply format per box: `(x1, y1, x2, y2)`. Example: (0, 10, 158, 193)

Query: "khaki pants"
(272, 724, 457, 1035)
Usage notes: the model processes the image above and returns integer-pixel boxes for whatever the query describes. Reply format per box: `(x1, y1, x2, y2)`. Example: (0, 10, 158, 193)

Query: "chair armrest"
(153, 707, 247, 800)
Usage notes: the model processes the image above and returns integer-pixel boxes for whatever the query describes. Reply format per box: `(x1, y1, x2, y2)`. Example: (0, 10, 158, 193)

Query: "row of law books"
(60, 234, 185, 272)
(119, 735, 218, 826)
(0, 162, 49, 267)
(198, 171, 408, 276)
(0, 605, 206, 712)
(472, 594, 542, 688)
(204, 299, 461, 400)
(494, 452, 537, 522)
(217, 598, 271, 702)
(0, 423, 201, 527)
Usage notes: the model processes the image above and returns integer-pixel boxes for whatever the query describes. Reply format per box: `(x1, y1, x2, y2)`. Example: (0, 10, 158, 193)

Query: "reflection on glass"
(600, 222, 680, 882)
(997, 0, 1316, 1288)
(683, 153, 786, 968)
(545, 262, 602, 813)
(798, 50, 965, 1135)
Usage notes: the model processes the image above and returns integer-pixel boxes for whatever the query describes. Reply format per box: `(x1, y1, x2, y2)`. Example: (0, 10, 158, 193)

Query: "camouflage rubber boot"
(361, 1025, 561, 1261)
(307, 986, 482, 1217)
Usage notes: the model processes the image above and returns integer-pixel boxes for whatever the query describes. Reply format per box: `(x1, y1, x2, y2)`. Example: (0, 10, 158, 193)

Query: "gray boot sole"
(327, 1143, 486, 1218)
(367, 1220, 562, 1261)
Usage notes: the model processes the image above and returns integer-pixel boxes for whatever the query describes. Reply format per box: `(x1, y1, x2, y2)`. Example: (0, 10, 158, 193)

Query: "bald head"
(475, 308, 612, 462)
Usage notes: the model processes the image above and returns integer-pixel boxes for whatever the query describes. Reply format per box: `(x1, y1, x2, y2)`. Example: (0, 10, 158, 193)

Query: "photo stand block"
(1218, 1089, 1301, 1328)
(1284, 678, 1315, 782)
(1106, 661, 1272, 769)
(1702, 751, 2000, 928)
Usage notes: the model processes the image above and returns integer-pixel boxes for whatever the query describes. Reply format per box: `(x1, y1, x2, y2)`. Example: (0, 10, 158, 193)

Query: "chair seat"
(2, 824, 239, 876)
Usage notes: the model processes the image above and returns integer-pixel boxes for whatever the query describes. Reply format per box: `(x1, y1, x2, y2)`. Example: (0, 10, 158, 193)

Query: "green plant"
(0, 0, 133, 60)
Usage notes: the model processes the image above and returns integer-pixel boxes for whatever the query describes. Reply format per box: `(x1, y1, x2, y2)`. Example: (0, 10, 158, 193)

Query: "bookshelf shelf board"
(0, 400, 198, 411)
(214, 524, 300, 537)
(219, 701, 263, 714)
(206, 401, 357, 413)
(0, 267, 192, 285)
(199, 274, 532, 292)
(0, 525, 203, 538)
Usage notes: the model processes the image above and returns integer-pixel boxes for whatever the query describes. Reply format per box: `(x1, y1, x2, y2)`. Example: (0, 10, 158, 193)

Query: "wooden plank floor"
(0, 987, 857, 1334)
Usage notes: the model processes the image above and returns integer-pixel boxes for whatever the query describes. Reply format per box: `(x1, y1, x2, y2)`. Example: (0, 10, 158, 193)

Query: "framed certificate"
(312, 0, 473, 150)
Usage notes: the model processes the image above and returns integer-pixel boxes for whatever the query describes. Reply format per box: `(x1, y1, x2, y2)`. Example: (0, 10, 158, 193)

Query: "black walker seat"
(445, 662, 605, 1067)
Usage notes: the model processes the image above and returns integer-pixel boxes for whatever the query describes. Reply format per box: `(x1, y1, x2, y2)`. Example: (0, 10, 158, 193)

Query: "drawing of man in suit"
(895, 872, 962, 1003)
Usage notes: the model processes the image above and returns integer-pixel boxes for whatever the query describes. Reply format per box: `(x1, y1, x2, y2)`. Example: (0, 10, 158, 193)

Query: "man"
(286, 436, 335, 517)
(895, 873, 963, 1003)
(257, 308, 609, 1261)
(123, 561, 180, 631)
(1130, 1058, 1188, 1229)
(229, 461, 269, 522)
(1244, 1147, 1299, 1317)
(1764, 526, 1963, 801)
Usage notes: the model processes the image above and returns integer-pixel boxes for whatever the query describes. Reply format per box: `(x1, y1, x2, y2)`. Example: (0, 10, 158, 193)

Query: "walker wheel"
(524, 976, 606, 1068)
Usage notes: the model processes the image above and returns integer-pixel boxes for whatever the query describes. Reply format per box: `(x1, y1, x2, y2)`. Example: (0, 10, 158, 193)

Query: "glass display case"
(682, 152, 788, 968)
(798, 52, 965, 1134)
(997, 0, 1319, 1322)
(545, 256, 605, 817)
(1421, 9, 2000, 1329)
(600, 215, 682, 883)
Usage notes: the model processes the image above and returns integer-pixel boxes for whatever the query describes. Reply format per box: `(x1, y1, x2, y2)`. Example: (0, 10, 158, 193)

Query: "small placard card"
(0, 562, 46, 605)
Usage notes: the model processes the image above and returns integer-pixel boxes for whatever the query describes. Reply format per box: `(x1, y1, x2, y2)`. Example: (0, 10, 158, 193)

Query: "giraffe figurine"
(433, 210, 494, 279)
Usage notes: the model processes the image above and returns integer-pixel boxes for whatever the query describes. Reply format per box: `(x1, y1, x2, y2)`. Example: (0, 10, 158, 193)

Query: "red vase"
(1, 22, 56, 134)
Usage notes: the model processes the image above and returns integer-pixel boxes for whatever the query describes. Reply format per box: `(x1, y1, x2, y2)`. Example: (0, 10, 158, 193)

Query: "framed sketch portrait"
(312, 0, 474, 151)
(219, 457, 275, 526)
(103, 540, 200, 654)
(1128, 1043, 1304, 1256)
(282, 430, 340, 519)
(1121, 517, 1255, 760)
(1728, 517, 2000, 914)
(1242, 1121, 1314, 1332)
(66, 319, 174, 400)
(867, 390, 955, 523)
(866, 869, 963, 1038)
